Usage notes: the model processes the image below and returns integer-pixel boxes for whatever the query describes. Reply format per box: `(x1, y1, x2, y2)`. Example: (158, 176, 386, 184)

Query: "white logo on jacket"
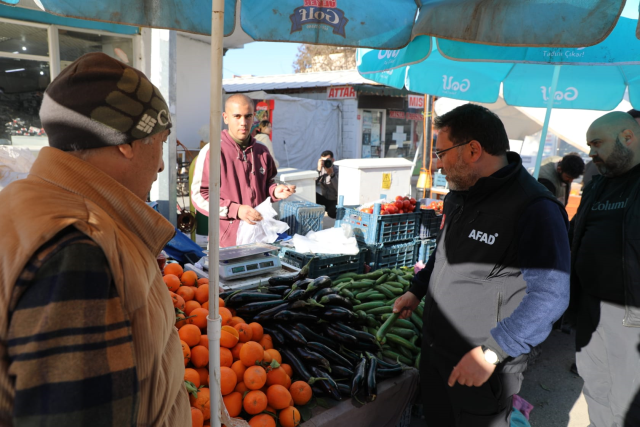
(468, 229, 498, 245)
(259, 167, 265, 175)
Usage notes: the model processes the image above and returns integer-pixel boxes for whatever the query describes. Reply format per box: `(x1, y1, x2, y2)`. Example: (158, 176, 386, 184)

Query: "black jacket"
(570, 173, 640, 327)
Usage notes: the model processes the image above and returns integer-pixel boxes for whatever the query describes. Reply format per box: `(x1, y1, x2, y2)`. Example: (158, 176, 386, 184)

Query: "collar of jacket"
(222, 130, 257, 174)
(30, 147, 175, 256)
(463, 151, 523, 199)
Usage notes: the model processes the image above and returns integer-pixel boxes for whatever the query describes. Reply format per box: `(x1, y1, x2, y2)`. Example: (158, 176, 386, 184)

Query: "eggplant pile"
(221, 264, 421, 403)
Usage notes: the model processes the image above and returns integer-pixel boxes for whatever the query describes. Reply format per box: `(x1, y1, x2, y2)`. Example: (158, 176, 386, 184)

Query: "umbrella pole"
(533, 65, 561, 179)
(208, 0, 224, 425)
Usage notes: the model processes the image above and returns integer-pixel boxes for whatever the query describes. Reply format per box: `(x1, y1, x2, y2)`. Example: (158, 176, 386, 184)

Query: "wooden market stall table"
(300, 369, 420, 427)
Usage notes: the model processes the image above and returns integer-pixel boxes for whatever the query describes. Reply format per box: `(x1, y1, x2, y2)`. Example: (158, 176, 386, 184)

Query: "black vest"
(424, 153, 562, 372)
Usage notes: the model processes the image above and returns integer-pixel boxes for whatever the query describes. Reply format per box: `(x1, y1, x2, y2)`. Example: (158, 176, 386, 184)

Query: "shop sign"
(389, 111, 405, 119)
(327, 86, 356, 99)
(408, 94, 424, 109)
(406, 112, 423, 121)
(291, 0, 348, 38)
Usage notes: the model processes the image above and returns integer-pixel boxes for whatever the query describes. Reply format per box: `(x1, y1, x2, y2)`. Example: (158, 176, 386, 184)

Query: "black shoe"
(570, 362, 579, 376)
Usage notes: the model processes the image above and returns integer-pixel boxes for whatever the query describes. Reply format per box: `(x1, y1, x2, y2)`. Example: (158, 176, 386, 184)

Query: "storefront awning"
(353, 85, 417, 98)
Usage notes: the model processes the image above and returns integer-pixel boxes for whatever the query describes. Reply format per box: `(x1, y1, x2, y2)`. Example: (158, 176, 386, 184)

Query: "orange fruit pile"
(162, 263, 311, 427)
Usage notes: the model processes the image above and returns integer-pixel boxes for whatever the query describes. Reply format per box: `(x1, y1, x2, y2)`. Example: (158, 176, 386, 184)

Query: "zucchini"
(382, 349, 413, 366)
(383, 281, 404, 289)
(353, 301, 386, 311)
(380, 284, 404, 295)
(388, 327, 416, 340)
(361, 293, 386, 301)
(385, 296, 400, 307)
(375, 273, 389, 286)
(397, 276, 410, 286)
(386, 334, 420, 354)
(336, 272, 359, 281)
(373, 285, 395, 299)
(411, 311, 424, 329)
(365, 306, 393, 315)
(348, 281, 374, 290)
(376, 312, 399, 342)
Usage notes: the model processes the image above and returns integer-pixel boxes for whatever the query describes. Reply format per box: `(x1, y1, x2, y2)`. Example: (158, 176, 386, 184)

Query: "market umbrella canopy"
(0, 0, 632, 49)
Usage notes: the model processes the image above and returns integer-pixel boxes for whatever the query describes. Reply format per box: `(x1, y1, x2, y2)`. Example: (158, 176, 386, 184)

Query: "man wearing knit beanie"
(0, 53, 191, 426)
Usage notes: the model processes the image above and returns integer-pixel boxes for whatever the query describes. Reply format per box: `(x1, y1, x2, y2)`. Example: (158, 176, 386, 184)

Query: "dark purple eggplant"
(337, 383, 351, 397)
(293, 347, 331, 371)
(273, 310, 318, 322)
(302, 276, 332, 298)
(293, 324, 338, 349)
(251, 302, 289, 322)
(268, 256, 315, 287)
(312, 287, 337, 301)
(280, 348, 312, 382)
(292, 278, 313, 290)
(235, 300, 285, 316)
(262, 326, 285, 347)
(225, 292, 282, 308)
(330, 365, 354, 379)
(366, 353, 378, 401)
(351, 354, 367, 398)
(312, 385, 327, 397)
(324, 326, 358, 346)
(318, 294, 353, 310)
(339, 345, 360, 365)
(319, 307, 358, 322)
(307, 342, 353, 368)
(334, 323, 378, 345)
(310, 366, 342, 401)
(274, 324, 307, 346)
(264, 285, 291, 295)
(284, 288, 306, 301)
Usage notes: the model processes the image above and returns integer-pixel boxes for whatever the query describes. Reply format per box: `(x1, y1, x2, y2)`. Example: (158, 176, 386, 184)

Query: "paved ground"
(408, 330, 589, 427)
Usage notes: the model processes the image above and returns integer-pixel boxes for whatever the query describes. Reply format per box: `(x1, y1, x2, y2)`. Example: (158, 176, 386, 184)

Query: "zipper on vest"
(496, 291, 503, 323)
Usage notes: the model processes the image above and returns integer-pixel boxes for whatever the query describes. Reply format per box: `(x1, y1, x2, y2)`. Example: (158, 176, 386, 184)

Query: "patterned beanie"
(40, 52, 172, 151)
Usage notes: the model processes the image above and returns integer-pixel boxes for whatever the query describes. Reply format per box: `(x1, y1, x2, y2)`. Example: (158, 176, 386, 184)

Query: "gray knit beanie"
(40, 52, 172, 151)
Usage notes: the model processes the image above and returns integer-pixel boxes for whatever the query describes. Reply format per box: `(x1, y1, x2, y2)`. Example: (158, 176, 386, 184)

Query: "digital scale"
(209, 243, 282, 280)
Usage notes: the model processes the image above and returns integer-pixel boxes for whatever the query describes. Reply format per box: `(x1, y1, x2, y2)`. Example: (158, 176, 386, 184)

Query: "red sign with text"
(407, 112, 423, 121)
(408, 95, 424, 109)
(304, 0, 336, 7)
(327, 86, 356, 99)
(389, 111, 405, 119)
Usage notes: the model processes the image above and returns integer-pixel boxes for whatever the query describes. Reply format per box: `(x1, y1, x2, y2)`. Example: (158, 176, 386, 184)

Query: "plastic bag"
(0, 146, 36, 191)
(236, 199, 290, 245)
(292, 223, 359, 255)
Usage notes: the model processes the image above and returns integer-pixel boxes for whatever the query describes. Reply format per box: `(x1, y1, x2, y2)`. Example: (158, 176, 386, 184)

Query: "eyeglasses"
(435, 140, 472, 160)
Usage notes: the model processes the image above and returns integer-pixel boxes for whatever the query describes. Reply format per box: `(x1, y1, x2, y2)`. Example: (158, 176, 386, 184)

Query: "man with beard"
(537, 153, 585, 206)
(393, 104, 570, 426)
(570, 111, 640, 426)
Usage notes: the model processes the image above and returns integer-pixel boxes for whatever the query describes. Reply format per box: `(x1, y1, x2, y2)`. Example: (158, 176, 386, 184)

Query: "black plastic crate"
(419, 209, 443, 239)
(279, 247, 366, 279)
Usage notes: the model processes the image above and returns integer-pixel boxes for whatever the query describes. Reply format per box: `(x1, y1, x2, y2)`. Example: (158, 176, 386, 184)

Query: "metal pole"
(533, 65, 561, 179)
(209, 0, 224, 424)
(426, 95, 433, 199)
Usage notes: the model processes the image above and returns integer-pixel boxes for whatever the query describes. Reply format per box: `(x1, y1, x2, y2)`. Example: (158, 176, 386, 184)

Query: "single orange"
(219, 306, 232, 325)
(184, 367, 201, 388)
(265, 349, 281, 364)
(231, 359, 247, 382)
(202, 301, 209, 310)
(197, 277, 209, 287)
(262, 350, 272, 364)
(249, 413, 276, 427)
(181, 270, 198, 287)
(240, 341, 265, 367)
(234, 323, 253, 343)
(199, 334, 208, 349)
(190, 387, 210, 421)
(188, 308, 209, 330)
(177, 285, 196, 302)
(234, 381, 249, 394)
(280, 363, 293, 378)
(185, 300, 202, 316)
(229, 316, 246, 327)
(220, 347, 233, 368)
(164, 274, 181, 292)
(170, 292, 185, 311)
(175, 313, 188, 329)
(279, 406, 301, 427)
(220, 325, 240, 348)
(284, 375, 291, 389)
(191, 407, 204, 427)
(231, 342, 244, 360)
(195, 367, 209, 387)
(179, 324, 202, 348)
(191, 345, 209, 368)
(290, 381, 312, 405)
(180, 340, 191, 366)
(258, 334, 273, 350)
(266, 384, 292, 410)
(164, 263, 183, 278)
(249, 322, 264, 342)
(196, 285, 209, 304)
(222, 391, 243, 417)
(220, 366, 238, 396)
(266, 367, 288, 388)
(243, 390, 268, 415)
(244, 365, 267, 390)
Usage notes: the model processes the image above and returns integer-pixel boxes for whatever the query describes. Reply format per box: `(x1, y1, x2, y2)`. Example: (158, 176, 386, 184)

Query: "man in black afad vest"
(570, 112, 640, 426)
(394, 104, 570, 426)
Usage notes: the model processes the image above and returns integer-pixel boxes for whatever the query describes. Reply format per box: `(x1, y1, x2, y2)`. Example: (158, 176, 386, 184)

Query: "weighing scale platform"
(184, 262, 300, 292)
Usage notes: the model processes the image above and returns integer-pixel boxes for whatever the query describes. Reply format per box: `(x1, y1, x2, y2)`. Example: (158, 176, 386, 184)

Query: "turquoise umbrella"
(358, 1, 640, 177)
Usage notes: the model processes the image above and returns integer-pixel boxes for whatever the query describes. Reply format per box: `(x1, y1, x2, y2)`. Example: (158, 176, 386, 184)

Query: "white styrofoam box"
(334, 158, 414, 206)
(276, 168, 319, 203)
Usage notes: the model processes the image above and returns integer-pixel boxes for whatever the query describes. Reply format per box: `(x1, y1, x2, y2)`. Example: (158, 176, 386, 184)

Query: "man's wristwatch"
(481, 345, 500, 365)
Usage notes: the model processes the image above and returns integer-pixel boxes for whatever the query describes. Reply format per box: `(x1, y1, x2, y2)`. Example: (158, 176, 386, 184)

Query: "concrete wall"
(176, 34, 212, 149)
